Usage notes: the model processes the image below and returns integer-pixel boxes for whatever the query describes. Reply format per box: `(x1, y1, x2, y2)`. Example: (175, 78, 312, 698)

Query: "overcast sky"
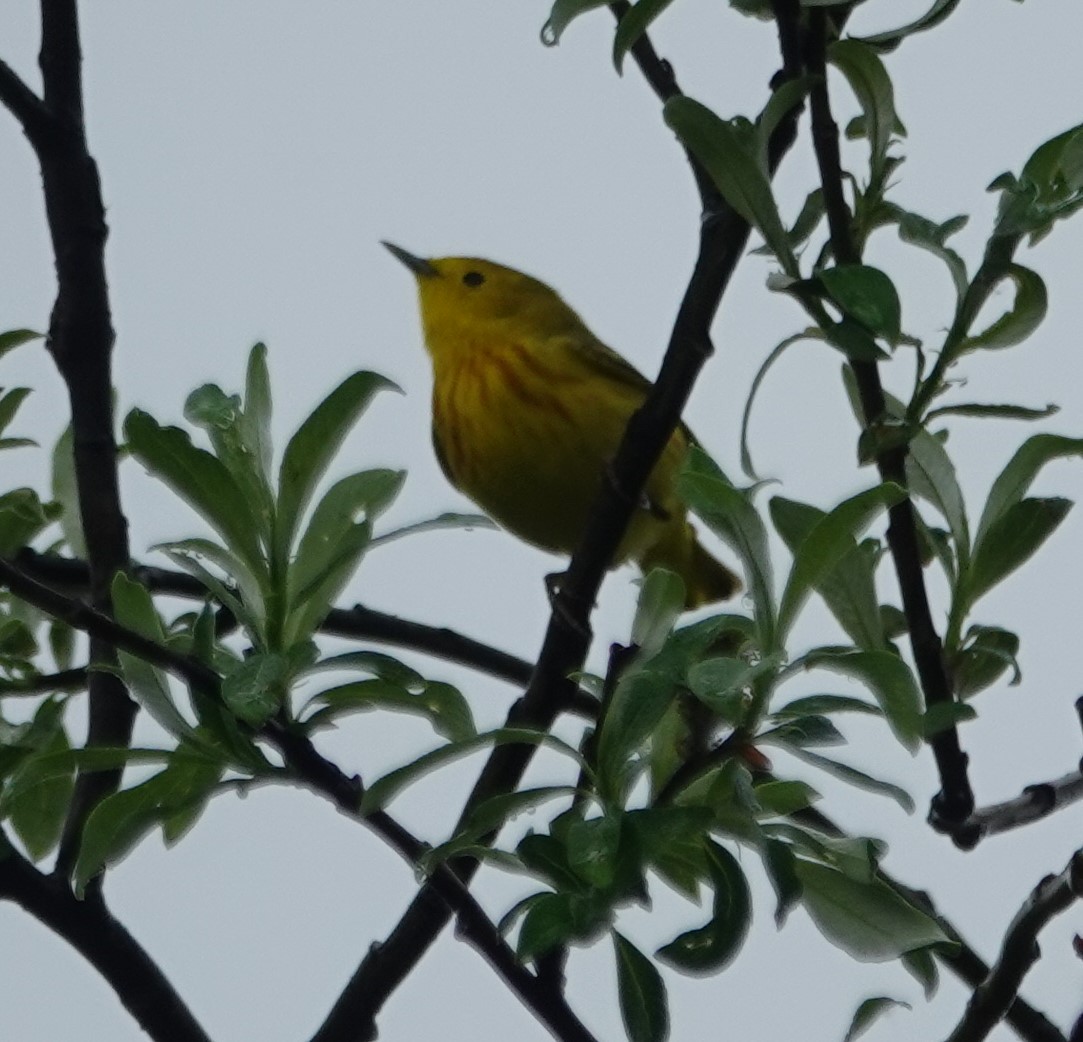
(3, 2, 1083, 1041)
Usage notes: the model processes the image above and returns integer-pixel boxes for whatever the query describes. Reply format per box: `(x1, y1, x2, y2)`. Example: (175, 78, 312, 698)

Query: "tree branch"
(794, 805, 1066, 1042)
(10, 549, 542, 695)
(0, 831, 213, 1042)
(312, 11, 808, 1040)
(0, 558, 598, 1042)
(0, 56, 50, 142)
(802, 9, 974, 829)
(944, 851, 1083, 1042)
(4, 0, 136, 881)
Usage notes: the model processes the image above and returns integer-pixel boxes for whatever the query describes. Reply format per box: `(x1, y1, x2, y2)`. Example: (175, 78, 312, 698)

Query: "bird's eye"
(462, 271, 485, 288)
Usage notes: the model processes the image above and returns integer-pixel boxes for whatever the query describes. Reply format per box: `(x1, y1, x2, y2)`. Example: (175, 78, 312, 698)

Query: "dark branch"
(794, 806, 1066, 1042)
(313, 11, 809, 1040)
(7, 0, 135, 880)
(803, 9, 974, 829)
(0, 558, 598, 1042)
(964, 771, 1083, 843)
(11, 549, 539, 692)
(0, 56, 50, 142)
(0, 667, 88, 696)
(0, 832, 213, 1042)
(944, 851, 1083, 1042)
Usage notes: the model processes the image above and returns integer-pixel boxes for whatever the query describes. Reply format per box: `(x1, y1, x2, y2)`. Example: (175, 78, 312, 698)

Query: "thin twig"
(0, 558, 599, 1042)
(11, 549, 542, 695)
(802, 9, 974, 829)
(0, 667, 88, 696)
(944, 851, 1083, 1042)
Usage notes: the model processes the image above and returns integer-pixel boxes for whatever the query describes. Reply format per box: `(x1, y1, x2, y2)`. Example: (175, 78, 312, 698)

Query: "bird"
(384, 243, 740, 609)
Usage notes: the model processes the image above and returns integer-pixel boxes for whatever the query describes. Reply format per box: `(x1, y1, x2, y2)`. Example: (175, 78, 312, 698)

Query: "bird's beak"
(382, 241, 439, 279)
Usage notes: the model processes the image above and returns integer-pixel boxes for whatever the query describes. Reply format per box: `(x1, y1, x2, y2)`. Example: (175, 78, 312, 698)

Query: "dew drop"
(539, 20, 558, 47)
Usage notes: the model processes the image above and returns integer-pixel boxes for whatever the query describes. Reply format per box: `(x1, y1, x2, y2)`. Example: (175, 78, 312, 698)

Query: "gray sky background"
(2, 2, 1083, 1040)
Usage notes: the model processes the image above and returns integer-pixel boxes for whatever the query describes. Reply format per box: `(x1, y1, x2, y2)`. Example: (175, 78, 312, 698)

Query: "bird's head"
(383, 243, 585, 357)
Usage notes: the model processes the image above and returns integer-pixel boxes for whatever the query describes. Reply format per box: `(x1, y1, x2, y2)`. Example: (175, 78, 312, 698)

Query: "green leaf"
(902, 947, 940, 999)
(740, 332, 812, 480)
(72, 757, 222, 896)
(221, 652, 288, 726)
(124, 409, 265, 575)
(761, 836, 802, 926)
(51, 424, 85, 557)
(785, 747, 914, 812)
(657, 841, 751, 974)
(184, 382, 274, 540)
(770, 498, 886, 651)
(925, 402, 1058, 424)
(679, 449, 777, 649)
(800, 648, 922, 752)
(598, 670, 679, 803)
(922, 702, 976, 738)
(843, 997, 911, 1042)
(827, 41, 902, 185)
(795, 860, 948, 961)
(7, 722, 72, 861)
(111, 574, 197, 739)
(0, 387, 31, 439)
(966, 497, 1071, 605)
(422, 786, 579, 870)
(360, 728, 586, 813)
(627, 806, 712, 900)
(306, 678, 475, 743)
(632, 568, 686, 658)
(817, 266, 902, 346)
(567, 813, 622, 889)
(541, 0, 609, 44)
(974, 434, 1083, 548)
(754, 779, 820, 816)
(242, 343, 274, 480)
(0, 489, 52, 556)
(613, 932, 670, 1042)
(855, 0, 961, 53)
(0, 329, 43, 361)
(367, 510, 495, 549)
(158, 537, 267, 632)
(772, 694, 881, 720)
(906, 429, 969, 572)
(613, 0, 676, 73)
(951, 625, 1021, 700)
(274, 371, 397, 570)
(822, 317, 890, 363)
(775, 484, 903, 642)
(664, 97, 798, 275)
(960, 264, 1047, 352)
(890, 207, 968, 306)
(517, 891, 607, 962)
(760, 715, 845, 749)
(289, 468, 403, 608)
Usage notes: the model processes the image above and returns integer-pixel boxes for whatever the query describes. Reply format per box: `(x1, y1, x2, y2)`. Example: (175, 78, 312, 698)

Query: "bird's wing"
(559, 331, 699, 447)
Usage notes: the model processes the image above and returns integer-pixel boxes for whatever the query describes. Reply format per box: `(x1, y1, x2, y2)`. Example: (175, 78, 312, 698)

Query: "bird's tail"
(639, 521, 741, 610)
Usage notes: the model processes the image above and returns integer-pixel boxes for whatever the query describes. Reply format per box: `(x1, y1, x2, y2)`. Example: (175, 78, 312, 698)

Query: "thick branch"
(0, 559, 597, 1042)
(944, 852, 1083, 1042)
(313, 14, 808, 1041)
(0, 833, 213, 1042)
(803, 9, 973, 828)
(7, 0, 135, 879)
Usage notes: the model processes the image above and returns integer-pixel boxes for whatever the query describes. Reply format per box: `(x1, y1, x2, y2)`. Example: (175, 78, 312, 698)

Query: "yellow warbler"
(384, 243, 740, 608)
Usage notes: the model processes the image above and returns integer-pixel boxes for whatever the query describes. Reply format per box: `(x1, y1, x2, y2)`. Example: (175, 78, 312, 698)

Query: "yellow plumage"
(385, 244, 740, 609)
